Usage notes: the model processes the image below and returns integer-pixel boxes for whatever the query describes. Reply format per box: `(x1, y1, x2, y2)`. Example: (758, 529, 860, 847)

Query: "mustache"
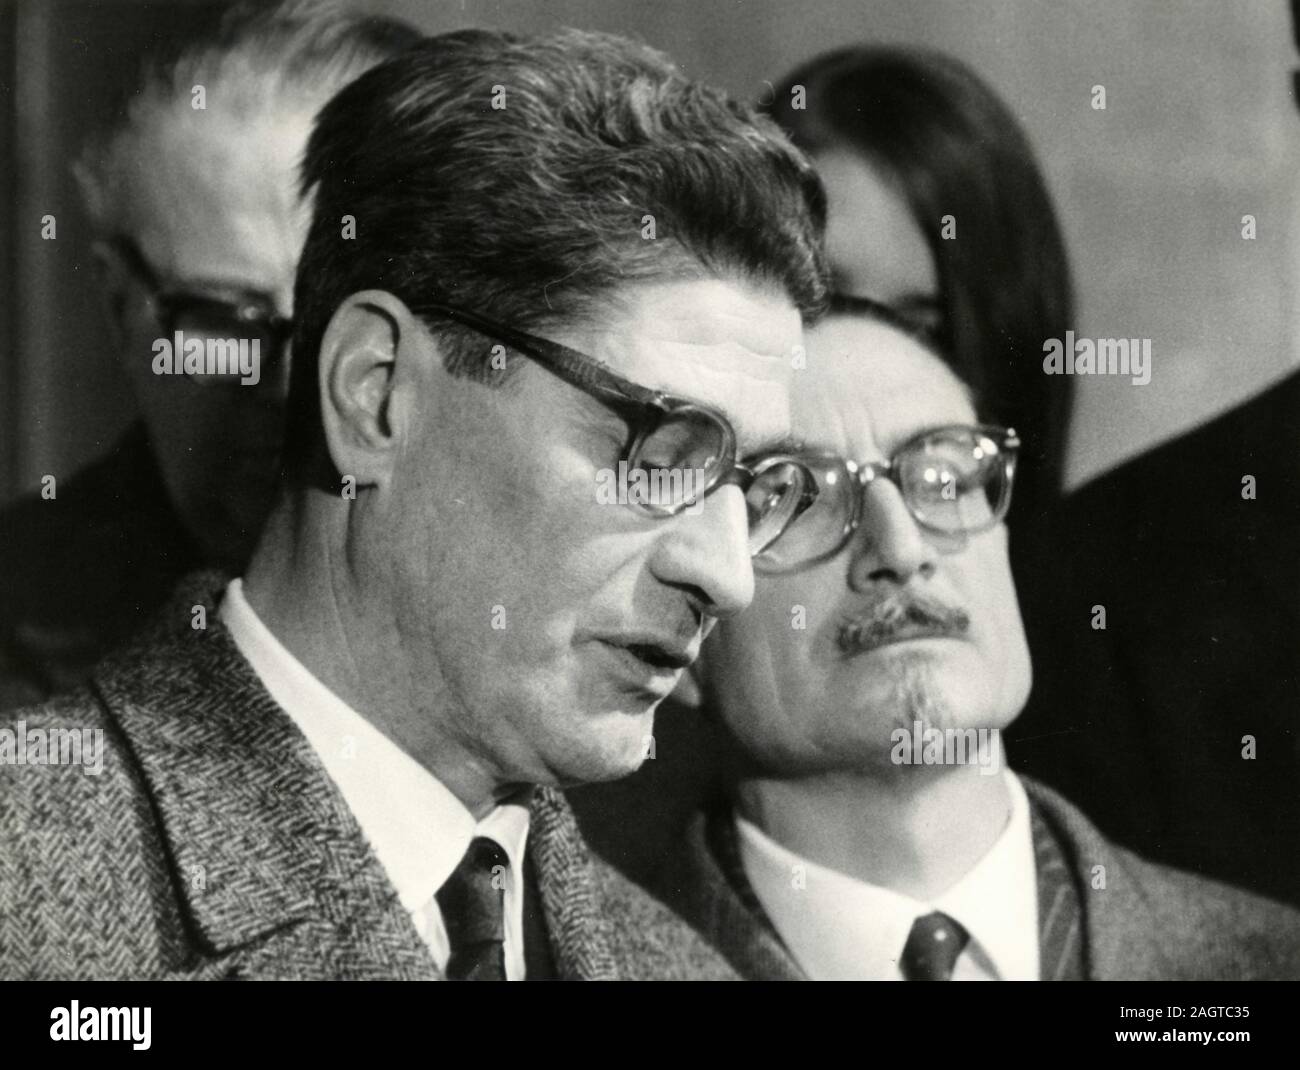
(836, 594, 971, 656)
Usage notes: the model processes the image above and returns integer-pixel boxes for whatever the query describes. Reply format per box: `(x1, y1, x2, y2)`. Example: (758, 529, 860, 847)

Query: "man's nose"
(847, 479, 937, 591)
(647, 483, 755, 620)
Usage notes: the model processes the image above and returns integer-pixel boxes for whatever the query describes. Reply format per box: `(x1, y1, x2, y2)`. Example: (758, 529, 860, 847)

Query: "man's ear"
(318, 289, 420, 490)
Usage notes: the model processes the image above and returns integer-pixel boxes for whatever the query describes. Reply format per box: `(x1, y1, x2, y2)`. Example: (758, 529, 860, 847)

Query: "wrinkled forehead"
(797, 314, 978, 456)
(568, 277, 806, 454)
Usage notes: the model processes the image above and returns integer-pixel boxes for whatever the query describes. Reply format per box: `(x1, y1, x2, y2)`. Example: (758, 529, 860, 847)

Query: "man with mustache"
(0, 28, 827, 980)
(661, 304, 1300, 980)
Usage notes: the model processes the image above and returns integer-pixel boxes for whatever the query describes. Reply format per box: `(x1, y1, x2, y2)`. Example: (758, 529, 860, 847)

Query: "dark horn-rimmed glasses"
(418, 302, 821, 557)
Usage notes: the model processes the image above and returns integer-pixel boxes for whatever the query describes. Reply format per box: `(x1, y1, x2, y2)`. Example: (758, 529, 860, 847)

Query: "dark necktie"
(900, 911, 969, 980)
(436, 836, 509, 981)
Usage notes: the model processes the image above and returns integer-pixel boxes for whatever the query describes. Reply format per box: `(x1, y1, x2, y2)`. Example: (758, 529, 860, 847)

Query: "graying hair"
(74, 0, 420, 234)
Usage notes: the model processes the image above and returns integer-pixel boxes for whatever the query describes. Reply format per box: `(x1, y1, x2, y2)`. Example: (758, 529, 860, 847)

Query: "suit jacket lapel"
(672, 788, 1181, 982)
(659, 808, 805, 981)
(527, 787, 620, 979)
(1023, 777, 1178, 980)
(93, 572, 438, 980)
(1029, 801, 1086, 980)
(94, 571, 697, 981)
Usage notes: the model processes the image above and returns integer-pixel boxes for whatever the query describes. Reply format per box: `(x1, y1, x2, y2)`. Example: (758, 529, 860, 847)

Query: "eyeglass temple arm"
(422, 301, 666, 411)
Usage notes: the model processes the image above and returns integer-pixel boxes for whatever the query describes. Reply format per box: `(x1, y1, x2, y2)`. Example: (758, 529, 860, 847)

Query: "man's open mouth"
(617, 641, 693, 671)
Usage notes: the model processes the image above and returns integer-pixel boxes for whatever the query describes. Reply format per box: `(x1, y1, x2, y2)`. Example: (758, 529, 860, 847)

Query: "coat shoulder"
(1112, 845, 1300, 980)
(0, 690, 137, 844)
(0, 692, 191, 979)
(589, 855, 739, 980)
(1025, 777, 1300, 979)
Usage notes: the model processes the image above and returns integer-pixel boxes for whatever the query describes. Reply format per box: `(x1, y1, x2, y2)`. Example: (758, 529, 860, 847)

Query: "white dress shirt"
(221, 579, 530, 979)
(736, 772, 1040, 981)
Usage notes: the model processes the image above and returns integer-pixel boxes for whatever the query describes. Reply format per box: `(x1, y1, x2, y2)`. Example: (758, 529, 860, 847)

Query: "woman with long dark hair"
(768, 45, 1074, 524)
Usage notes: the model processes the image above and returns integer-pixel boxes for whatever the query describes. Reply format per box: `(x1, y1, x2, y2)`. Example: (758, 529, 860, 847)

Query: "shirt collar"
(735, 771, 1038, 981)
(219, 578, 530, 914)
(932, 771, 1038, 980)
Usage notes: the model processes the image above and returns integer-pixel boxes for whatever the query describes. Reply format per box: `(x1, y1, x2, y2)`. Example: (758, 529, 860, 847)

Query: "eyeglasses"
(752, 424, 1020, 573)
(108, 236, 292, 387)
(419, 302, 819, 556)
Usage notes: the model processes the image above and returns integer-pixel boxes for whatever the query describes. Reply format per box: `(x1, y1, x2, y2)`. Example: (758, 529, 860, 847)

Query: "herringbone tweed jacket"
(0, 573, 737, 981)
(659, 779, 1300, 981)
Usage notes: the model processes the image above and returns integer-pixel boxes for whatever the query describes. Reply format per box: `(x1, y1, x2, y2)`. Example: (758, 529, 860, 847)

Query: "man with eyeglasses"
(0, 29, 827, 980)
(657, 306, 1300, 980)
(0, 3, 421, 709)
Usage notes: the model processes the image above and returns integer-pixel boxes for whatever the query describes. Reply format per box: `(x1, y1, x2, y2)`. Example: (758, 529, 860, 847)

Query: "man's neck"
(239, 493, 506, 819)
(735, 755, 1013, 901)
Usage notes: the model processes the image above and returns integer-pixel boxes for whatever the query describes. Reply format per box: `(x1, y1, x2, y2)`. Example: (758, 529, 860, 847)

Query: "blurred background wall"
(3, 0, 1299, 504)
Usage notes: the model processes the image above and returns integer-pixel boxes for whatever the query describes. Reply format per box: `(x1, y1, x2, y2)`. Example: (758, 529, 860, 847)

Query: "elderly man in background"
(0, 27, 827, 980)
(661, 304, 1300, 981)
(0, 2, 421, 708)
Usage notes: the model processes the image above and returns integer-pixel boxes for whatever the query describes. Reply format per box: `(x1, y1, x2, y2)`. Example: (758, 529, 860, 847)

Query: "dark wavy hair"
(768, 45, 1074, 512)
(285, 28, 827, 481)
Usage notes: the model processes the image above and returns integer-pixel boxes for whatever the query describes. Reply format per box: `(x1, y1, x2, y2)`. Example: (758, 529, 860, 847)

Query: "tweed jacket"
(0, 573, 737, 981)
(659, 778, 1300, 981)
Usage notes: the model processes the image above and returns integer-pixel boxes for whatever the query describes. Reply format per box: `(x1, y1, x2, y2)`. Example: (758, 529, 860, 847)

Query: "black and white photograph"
(0, 0, 1297, 1046)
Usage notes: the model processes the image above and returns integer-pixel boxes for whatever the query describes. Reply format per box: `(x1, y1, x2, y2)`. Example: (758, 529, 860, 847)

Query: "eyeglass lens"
(625, 410, 814, 555)
(753, 429, 1011, 572)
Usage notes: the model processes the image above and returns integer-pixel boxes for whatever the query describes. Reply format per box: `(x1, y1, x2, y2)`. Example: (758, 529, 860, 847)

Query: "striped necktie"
(436, 836, 508, 981)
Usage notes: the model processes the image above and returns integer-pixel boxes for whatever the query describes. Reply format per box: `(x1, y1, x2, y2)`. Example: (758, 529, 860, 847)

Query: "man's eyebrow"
(892, 294, 943, 316)
(827, 292, 947, 360)
(829, 292, 924, 333)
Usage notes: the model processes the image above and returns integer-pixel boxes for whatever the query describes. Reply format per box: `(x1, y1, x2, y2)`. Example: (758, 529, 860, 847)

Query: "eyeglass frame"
(105, 235, 293, 385)
(754, 423, 1020, 572)
(417, 301, 819, 535)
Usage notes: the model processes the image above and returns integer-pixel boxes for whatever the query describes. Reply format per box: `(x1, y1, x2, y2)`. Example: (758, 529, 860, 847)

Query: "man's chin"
(550, 705, 658, 785)
(833, 690, 997, 742)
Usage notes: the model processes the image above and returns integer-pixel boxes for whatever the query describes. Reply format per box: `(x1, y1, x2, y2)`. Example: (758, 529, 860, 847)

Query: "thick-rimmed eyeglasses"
(108, 236, 292, 387)
(420, 302, 819, 556)
(751, 424, 1020, 573)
